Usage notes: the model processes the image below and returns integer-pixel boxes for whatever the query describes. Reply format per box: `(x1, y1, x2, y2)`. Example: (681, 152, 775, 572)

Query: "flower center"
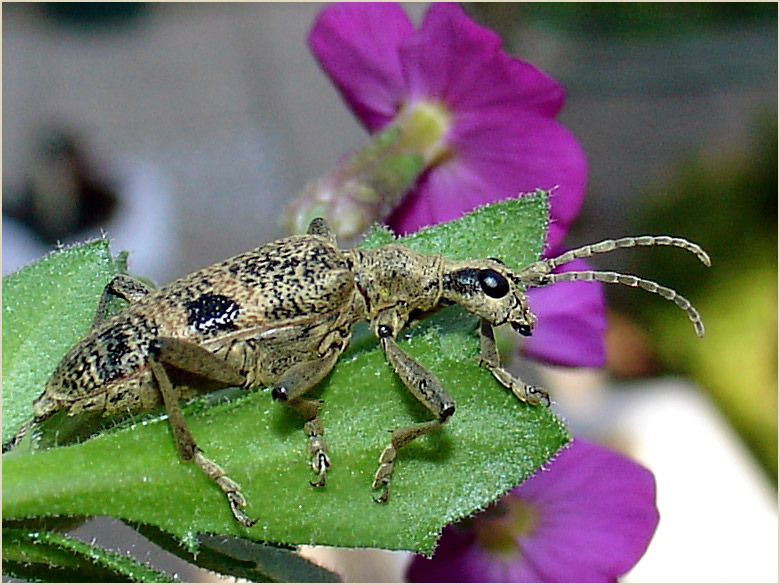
(395, 101, 452, 167)
(474, 497, 538, 559)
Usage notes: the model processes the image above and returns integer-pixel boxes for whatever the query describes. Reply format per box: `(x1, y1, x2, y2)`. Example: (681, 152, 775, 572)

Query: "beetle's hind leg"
(149, 337, 256, 527)
(271, 346, 342, 488)
(479, 319, 550, 406)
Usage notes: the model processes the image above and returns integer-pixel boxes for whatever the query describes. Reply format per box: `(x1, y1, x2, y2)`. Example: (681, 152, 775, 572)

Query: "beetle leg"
(153, 337, 246, 387)
(150, 338, 254, 525)
(271, 347, 342, 488)
(92, 275, 154, 328)
(478, 319, 550, 406)
(373, 333, 455, 503)
(148, 358, 256, 527)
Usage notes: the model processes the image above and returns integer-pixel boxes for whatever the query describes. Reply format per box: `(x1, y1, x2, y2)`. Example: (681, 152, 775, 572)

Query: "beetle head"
(441, 259, 535, 336)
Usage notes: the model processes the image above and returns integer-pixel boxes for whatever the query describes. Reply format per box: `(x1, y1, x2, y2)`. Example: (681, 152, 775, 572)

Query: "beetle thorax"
(348, 245, 443, 321)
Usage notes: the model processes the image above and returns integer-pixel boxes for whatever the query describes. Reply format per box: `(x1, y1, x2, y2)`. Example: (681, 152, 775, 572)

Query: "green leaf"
(133, 524, 341, 583)
(2, 239, 118, 446)
(2, 526, 174, 582)
(395, 188, 550, 268)
(361, 188, 549, 269)
(3, 192, 569, 555)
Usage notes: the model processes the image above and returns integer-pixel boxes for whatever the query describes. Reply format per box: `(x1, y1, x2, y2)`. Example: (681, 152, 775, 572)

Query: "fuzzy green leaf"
(2, 239, 118, 446)
(133, 524, 341, 583)
(2, 526, 174, 582)
(3, 192, 570, 554)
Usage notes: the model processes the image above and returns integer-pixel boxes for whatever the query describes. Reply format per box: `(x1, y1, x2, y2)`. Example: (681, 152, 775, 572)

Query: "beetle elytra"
(4, 218, 709, 525)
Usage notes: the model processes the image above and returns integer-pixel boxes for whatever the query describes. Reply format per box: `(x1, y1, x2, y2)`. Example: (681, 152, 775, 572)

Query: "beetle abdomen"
(45, 312, 160, 407)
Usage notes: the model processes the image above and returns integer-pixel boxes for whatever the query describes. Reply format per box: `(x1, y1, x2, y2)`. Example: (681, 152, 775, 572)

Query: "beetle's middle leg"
(271, 345, 342, 488)
(479, 319, 550, 406)
(373, 331, 455, 503)
(149, 337, 256, 527)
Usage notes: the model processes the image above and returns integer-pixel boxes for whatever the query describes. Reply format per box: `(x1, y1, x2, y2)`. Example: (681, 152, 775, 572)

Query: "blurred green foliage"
(635, 112, 777, 483)
(472, 2, 777, 40)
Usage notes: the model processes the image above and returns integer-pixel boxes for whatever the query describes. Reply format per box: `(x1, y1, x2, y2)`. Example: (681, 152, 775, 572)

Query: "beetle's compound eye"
(478, 268, 510, 299)
(512, 322, 533, 337)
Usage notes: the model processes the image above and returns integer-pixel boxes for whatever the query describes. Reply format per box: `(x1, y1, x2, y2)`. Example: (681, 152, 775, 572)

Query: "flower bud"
(283, 103, 452, 238)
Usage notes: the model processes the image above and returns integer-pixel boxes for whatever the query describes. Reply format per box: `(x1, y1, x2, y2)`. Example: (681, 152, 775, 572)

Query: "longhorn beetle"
(5, 217, 710, 526)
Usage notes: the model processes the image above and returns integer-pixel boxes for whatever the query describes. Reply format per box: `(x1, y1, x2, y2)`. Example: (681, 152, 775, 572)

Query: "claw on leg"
(216, 476, 257, 527)
(309, 451, 331, 488)
(299, 402, 330, 488)
(490, 367, 550, 406)
(151, 358, 256, 526)
(479, 318, 551, 407)
(197, 452, 257, 527)
(371, 444, 396, 503)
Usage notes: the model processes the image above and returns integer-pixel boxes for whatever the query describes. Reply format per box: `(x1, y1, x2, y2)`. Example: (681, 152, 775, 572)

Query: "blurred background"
(3, 2, 777, 582)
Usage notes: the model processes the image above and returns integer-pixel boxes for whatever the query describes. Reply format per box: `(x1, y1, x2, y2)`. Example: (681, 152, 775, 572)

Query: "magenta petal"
(387, 157, 490, 232)
(399, 3, 502, 103)
(407, 439, 659, 583)
(513, 439, 659, 582)
(452, 112, 587, 250)
(501, 56, 566, 118)
(308, 3, 413, 130)
(399, 4, 565, 117)
(387, 112, 587, 247)
(523, 259, 607, 368)
(406, 525, 544, 582)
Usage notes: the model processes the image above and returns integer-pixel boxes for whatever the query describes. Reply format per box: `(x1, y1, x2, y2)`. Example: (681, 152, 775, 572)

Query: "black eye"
(512, 323, 533, 337)
(478, 268, 509, 298)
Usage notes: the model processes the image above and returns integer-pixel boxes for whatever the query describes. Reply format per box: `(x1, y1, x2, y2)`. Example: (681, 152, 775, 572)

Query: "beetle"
(4, 217, 709, 526)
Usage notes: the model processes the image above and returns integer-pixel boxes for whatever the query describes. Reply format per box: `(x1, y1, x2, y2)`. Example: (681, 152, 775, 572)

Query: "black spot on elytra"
(186, 293, 240, 335)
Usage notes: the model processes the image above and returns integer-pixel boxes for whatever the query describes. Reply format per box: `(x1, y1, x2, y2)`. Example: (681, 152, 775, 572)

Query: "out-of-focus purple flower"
(303, 2, 586, 249)
(524, 258, 608, 368)
(293, 1, 606, 369)
(406, 438, 659, 583)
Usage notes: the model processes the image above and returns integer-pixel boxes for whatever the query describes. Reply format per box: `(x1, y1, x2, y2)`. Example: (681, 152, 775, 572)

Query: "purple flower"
(308, 2, 586, 250)
(406, 439, 659, 583)
(307, 2, 605, 369)
(524, 258, 607, 368)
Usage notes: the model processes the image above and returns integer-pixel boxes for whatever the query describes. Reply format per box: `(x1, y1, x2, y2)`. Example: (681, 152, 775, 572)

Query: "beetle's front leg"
(479, 319, 550, 406)
(271, 346, 342, 488)
(373, 325, 455, 503)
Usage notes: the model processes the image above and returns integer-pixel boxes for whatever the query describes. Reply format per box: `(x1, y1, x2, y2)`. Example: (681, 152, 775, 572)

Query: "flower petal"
(523, 258, 607, 368)
(308, 2, 413, 130)
(406, 524, 546, 582)
(407, 439, 659, 582)
(399, 4, 564, 117)
(501, 56, 566, 118)
(387, 112, 587, 249)
(514, 439, 659, 582)
(399, 3, 502, 103)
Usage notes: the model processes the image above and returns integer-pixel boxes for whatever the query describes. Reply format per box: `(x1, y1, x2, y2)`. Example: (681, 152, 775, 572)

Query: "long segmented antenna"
(516, 235, 709, 337)
(533, 270, 705, 337)
(518, 235, 711, 277)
